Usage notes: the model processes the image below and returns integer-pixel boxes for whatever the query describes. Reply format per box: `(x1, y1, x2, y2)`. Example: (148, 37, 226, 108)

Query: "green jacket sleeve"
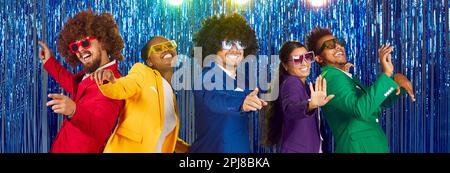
(324, 71, 399, 122)
(381, 87, 405, 108)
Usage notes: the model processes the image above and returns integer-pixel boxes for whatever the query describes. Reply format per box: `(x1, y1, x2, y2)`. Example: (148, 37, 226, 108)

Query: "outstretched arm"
(94, 63, 147, 100)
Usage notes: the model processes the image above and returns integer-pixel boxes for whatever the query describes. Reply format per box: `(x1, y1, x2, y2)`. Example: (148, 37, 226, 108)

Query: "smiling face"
(73, 38, 108, 73)
(147, 37, 177, 72)
(282, 47, 312, 81)
(315, 35, 347, 68)
(216, 41, 245, 68)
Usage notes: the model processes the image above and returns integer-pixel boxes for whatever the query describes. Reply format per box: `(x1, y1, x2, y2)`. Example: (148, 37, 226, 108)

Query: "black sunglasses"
(317, 38, 346, 55)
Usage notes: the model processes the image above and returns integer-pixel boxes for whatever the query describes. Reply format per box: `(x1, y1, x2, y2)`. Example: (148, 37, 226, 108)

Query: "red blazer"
(44, 57, 124, 153)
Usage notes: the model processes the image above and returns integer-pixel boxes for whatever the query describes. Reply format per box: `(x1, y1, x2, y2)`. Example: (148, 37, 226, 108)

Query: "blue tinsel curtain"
(0, 0, 448, 153)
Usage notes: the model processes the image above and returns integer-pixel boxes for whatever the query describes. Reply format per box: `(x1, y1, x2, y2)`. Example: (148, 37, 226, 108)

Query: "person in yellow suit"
(91, 36, 189, 153)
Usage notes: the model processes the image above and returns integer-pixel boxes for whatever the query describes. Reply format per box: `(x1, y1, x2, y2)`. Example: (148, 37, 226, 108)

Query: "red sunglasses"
(68, 36, 96, 54)
(286, 51, 315, 65)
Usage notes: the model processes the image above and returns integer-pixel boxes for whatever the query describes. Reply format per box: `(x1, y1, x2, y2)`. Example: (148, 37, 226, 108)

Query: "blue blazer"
(190, 62, 253, 153)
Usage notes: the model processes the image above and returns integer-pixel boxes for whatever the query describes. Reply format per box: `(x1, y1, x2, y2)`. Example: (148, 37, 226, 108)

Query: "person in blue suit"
(189, 13, 266, 153)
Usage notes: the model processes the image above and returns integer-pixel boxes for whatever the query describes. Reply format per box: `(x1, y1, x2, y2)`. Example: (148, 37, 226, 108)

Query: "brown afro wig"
(57, 9, 124, 67)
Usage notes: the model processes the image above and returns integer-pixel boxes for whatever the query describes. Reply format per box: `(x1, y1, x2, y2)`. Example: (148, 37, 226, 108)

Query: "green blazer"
(320, 65, 403, 153)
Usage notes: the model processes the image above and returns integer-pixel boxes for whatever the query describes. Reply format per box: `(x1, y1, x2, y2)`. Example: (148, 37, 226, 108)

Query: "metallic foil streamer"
(0, 0, 448, 153)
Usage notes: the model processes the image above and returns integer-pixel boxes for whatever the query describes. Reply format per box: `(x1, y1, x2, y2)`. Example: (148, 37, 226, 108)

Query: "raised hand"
(47, 93, 76, 117)
(241, 88, 268, 112)
(38, 41, 53, 64)
(379, 44, 394, 77)
(308, 75, 335, 110)
(343, 62, 354, 72)
(393, 73, 416, 102)
(90, 69, 115, 85)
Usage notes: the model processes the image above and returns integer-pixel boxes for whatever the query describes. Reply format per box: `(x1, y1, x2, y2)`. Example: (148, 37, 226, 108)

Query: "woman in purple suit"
(263, 41, 334, 153)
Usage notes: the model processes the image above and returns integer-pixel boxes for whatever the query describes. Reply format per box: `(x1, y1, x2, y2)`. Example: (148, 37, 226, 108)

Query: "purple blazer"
(278, 75, 322, 153)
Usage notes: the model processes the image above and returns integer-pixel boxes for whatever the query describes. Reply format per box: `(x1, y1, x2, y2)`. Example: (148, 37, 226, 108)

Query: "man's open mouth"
(226, 54, 239, 60)
(80, 51, 92, 63)
(335, 51, 344, 58)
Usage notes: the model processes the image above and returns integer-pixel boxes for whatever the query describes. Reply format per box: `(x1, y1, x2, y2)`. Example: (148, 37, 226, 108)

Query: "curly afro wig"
(57, 9, 124, 67)
(193, 13, 258, 60)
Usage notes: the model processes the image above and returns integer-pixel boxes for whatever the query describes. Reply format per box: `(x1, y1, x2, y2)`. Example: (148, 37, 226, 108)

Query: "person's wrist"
(240, 102, 246, 112)
(384, 71, 392, 77)
(67, 106, 76, 119)
(308, 99, 318, 110)
(41, 55, 51, 64)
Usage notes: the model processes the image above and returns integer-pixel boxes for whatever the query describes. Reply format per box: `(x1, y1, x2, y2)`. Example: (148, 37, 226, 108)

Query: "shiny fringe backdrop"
(0, 0, 449, 153)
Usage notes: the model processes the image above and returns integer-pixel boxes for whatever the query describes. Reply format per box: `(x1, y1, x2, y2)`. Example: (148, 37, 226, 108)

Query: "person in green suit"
(305, 27, 415, 153)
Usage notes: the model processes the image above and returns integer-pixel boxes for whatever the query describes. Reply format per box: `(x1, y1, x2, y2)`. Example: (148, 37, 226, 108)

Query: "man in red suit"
(38, 10, 125, 153)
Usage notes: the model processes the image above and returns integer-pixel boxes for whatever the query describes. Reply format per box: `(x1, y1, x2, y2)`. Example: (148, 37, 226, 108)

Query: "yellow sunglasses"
(148, 40, 177, 55)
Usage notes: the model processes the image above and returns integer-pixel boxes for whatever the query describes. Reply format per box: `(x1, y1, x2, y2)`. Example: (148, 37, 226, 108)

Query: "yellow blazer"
(98, 63, 188, 153)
